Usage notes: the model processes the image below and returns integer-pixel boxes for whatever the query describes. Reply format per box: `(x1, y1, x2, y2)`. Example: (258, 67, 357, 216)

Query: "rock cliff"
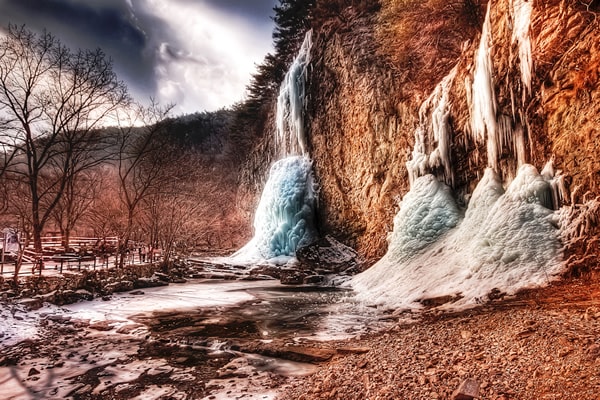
(244, 0, 599, 270)
(303, 0, 599, 268)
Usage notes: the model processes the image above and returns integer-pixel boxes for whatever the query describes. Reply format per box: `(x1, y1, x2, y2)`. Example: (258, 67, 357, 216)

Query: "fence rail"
(0, 235, 160, 277)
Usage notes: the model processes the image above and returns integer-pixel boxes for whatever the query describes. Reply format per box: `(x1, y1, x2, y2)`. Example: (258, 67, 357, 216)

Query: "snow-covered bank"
(352, 165, 565, 310)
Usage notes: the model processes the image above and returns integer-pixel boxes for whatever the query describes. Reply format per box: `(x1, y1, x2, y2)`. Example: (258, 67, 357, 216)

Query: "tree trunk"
(62, 227, 71, 253)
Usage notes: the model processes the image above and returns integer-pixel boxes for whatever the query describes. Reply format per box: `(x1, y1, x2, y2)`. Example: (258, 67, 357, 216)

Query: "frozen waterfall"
(351, 165, 564, 310)
(233, 31, 317, 263)
(276, 31, 312, 157)
(406, 66, 457, 186)
(470, 2, 500, 171)
(233, 156, 317, 262)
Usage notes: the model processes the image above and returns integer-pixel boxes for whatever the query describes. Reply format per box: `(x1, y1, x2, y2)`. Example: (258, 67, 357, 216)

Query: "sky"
(0, 0, 278, 115)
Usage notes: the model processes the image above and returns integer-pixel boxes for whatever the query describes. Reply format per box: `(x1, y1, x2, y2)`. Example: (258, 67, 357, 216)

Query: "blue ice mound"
(233, 156, 318, 262)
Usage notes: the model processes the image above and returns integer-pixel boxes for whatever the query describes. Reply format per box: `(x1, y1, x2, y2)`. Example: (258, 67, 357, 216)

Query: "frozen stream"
(0, 279, 392, 400)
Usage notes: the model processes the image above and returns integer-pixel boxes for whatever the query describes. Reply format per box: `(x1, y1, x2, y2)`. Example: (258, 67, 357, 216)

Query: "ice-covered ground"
(352, 165, 565, 310)
(1, 279, 392, 400)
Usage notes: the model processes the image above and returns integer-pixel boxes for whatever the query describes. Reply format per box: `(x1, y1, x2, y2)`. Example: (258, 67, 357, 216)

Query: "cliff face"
(303, 0, 600, 266)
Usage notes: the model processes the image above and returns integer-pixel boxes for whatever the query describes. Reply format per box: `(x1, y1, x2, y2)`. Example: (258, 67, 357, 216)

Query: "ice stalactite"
(406, 66, 457, 187)
(511, 0, 533, 96)
(276, 30, 312, 157)
(234, 31, 317, 263)
(470, 0, 534, 174)
(351, 165, 564, 310)
(541, 159, 569, 210)
(470, 2, 500, 171)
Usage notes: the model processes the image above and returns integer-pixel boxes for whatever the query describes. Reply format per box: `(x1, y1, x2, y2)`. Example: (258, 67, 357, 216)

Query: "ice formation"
(352, 165, 564, 310)
(511, 0, 533, 95)
(276, 30, 312, 157)
(234, 31, 317, 263)
(233, 156, 317, 261)
(468, 1, 534, 174)
(470, 2, 500, 171)
(407, 67, 457, 186)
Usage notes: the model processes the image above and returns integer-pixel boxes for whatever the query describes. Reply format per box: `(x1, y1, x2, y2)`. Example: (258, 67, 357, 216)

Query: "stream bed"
(0, 279, 393, 400)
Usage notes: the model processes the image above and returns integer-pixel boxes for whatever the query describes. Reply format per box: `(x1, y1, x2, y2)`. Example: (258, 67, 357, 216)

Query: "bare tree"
(0, 25, 129, 253)
(51, 168, 102, 251)
(114, 102, 177, 267)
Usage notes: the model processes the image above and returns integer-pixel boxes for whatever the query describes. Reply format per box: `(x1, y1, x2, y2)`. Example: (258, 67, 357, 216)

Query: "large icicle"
(276, 30, 312, 157)
(406, 66, 457, 187)
(351, 165, 564, 310)
(470, 2, 500, 171)
(511, 0, 533, 96)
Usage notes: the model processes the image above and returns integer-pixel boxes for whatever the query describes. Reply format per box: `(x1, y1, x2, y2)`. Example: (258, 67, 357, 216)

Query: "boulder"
(280, 269, 306, 285)
(104, 280, 134, 294)
(296, 235, 361, 273)
(452, 378, 480, 400)
(303, 275, 326, 285)
(54, 290, 81, 305)
(75, 289, 94, 301)
(19, 298, 43, 311)
(134, 277, 168, 289)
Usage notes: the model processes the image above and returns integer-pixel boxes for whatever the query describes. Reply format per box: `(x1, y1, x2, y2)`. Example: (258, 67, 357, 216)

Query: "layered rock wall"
(305, 0, 600, 266)
(244, 0, 600, 269)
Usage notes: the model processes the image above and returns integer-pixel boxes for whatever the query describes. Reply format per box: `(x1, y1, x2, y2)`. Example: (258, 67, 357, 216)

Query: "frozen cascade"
(351, 164, 564, 310)
(469, 1, 534, 173)
(233, 31, 317, 263)
(276, 30, 312, 157)
(407, 66, 457, 186)
(233, 156, 318, 262)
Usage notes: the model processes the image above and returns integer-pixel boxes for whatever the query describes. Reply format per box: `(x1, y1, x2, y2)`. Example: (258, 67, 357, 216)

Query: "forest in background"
(0, 0, 319, 275)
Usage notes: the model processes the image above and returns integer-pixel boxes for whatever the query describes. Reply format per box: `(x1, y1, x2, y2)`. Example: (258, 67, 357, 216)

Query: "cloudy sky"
(0, 0, 278, 115)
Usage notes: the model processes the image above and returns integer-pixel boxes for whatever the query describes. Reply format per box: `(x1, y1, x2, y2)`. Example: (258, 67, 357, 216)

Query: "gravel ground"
(278, 279, 600, 400)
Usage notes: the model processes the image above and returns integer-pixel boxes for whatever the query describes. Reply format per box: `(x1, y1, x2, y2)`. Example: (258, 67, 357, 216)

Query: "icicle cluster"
(406, 67, 457, 187)
(511, 0, 533, 96)
(470, 2, 501, 171)
(276, 30, 313, 157)
(469, 1, 534, 173)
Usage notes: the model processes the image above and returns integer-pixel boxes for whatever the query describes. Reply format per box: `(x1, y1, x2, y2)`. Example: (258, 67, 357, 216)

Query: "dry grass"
(375, 0, 483, 93)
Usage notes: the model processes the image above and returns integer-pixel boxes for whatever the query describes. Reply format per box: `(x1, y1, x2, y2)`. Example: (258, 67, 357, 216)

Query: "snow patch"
(351, 165, 564, 310)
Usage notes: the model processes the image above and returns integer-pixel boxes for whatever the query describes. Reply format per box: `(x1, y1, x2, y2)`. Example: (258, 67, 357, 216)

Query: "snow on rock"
(233, 156, 318, 262)
(351, 165, 564, 310)
(0, 303, 42, 347)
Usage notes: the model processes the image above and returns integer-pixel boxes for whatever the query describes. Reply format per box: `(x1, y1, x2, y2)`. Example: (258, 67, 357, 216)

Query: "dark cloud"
(198, 0, 277, 27)
(5, 0, 145, 47)
(0, 0, 278, 113)
(0, 0, 160, 98)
